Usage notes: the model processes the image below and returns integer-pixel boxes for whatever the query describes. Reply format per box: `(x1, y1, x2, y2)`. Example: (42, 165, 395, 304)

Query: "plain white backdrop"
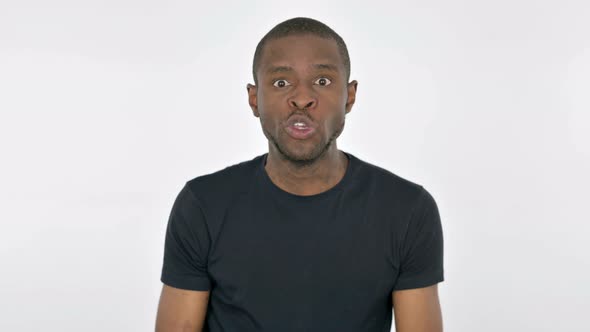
(1, 0, 589, 331)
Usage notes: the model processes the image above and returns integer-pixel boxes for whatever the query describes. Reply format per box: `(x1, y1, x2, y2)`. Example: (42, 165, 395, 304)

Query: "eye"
(272, 79, 291, 88)
(314, 77, 332, 86)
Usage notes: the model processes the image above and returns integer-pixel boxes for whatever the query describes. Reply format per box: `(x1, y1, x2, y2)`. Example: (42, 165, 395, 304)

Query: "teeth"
(294, 122, 307, 128)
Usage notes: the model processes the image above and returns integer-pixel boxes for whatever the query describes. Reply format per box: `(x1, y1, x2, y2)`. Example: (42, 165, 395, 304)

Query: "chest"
(207, 195, 399, 315)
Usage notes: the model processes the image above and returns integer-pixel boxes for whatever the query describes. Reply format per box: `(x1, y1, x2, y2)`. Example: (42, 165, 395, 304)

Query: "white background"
(1, 0, 589, 331)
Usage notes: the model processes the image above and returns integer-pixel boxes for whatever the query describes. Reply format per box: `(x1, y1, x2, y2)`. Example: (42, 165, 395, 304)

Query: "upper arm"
(392, 284, 443, 332)
(155, 284, 210, 332)
(157, 184, 212, 331)
(393, 188, 444, 291)
(161, 184, 212, 291)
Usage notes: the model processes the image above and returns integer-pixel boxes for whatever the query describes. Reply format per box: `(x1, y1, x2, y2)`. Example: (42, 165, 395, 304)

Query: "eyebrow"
(266, 63, 340, 74)
(312, 63, 339, 72)
(266, 66, 293, 74)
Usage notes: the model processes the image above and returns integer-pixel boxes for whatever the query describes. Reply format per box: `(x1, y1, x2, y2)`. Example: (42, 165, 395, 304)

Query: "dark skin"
(247, 34, 358, 196)
(155, 33, 442, 332)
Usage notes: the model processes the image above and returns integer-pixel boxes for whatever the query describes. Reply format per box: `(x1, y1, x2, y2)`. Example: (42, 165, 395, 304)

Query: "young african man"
(156, 17, 444, 332)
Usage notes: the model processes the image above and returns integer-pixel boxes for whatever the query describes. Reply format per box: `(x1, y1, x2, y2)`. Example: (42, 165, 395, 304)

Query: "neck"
(264, 145, 348, 196)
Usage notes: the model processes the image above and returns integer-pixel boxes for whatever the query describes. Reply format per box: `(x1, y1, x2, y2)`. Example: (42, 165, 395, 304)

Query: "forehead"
(258, 34, 344, 76)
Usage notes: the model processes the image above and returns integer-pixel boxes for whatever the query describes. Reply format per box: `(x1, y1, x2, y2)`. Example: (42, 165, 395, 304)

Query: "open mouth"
(285, 115, 316, 140)
(285, 123, 316, 139)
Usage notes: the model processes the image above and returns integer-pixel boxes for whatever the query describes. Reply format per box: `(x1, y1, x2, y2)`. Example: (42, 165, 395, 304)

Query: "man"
(156, 17, 444, 332)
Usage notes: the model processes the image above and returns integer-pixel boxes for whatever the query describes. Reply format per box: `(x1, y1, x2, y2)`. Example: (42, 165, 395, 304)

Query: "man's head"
(247, 17, 358, 166)
(252, 17, 351, 85)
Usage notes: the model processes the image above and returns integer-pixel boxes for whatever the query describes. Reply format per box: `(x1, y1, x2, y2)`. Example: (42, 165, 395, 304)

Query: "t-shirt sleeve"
(160, 183, 212, 291)
(393, 186, 444, 290)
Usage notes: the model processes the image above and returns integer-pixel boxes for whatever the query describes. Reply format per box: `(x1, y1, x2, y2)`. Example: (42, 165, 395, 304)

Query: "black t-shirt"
(161, 151, 444, 331)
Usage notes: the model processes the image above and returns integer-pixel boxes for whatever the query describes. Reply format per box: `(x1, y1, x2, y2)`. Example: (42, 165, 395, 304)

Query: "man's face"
(247, 34, 357, 164)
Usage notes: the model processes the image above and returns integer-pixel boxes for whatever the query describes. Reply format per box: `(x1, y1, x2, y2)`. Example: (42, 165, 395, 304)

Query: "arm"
(392, 187, 444, 331)
(155, 284, 210, 332)
(392, 284, 443, 332)
(157, 184, 212, 330)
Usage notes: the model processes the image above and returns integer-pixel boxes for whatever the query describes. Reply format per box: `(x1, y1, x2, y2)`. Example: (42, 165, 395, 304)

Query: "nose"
(288, 86, 317, 110)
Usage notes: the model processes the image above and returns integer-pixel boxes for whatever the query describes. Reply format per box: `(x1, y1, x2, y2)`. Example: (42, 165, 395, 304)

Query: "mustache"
(288, 110, 314, 121)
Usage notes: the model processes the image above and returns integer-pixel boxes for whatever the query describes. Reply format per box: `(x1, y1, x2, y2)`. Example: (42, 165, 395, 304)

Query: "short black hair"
(252, 17, 351, 85)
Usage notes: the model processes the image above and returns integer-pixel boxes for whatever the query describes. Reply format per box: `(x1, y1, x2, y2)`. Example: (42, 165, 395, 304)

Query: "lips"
(284, 115, 316, 140)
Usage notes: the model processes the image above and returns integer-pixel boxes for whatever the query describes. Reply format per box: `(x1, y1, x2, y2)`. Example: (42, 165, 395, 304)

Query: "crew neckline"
(258, 150, 354, 201)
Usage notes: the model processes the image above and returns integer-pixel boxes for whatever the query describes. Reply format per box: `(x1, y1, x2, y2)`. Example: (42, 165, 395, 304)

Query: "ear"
(247, 83, 259, 117)
(345, 80, 358, 114)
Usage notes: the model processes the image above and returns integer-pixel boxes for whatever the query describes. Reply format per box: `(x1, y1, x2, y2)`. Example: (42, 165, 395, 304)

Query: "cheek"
(321, 87, 347, 107)
(258, 99, 289, 126)
(257, 93, 282, 115)
(257, 98, 283, 129)
(319, 112, 345, 135)
(323, 92, 347, 116)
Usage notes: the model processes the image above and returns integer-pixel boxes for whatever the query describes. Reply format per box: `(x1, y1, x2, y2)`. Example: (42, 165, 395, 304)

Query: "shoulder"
(184, 154, 264, 208)
(349, 152, 427, 203)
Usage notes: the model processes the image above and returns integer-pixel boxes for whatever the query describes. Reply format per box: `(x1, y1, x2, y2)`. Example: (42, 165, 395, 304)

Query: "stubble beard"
(265, 117, 345, 168)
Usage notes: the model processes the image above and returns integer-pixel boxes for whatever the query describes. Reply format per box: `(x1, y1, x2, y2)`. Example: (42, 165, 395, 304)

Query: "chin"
(268, 129, 330, 163)
(282, 142, 330, 164)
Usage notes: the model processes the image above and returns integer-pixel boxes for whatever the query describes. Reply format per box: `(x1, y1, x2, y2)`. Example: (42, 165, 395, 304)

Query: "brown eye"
(273, 79, 291, 88)
(314, 77, 332, 86)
